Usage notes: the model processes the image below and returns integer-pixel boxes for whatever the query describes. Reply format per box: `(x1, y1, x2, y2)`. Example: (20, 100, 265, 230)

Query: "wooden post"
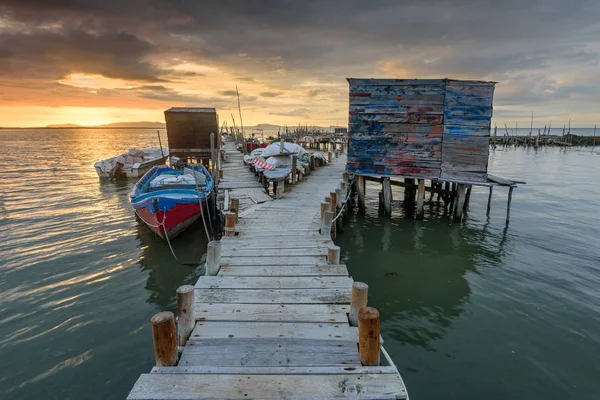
(507, 186, 514, 222)
(454, 184, 467, 221)
(205, 240, 221, 276)
(298, 170, 303, 181)
(330, 192, 337, 215)
(358, 307, 380, 366)
(404, 178, 415, 205)
(382, 178, 392, 216)
(320, 210, 334, 238)
(327, 151, 332, 163)
(464, 185, 472, 211)
(349, 282, 368, 327)
(229, 197, 239, 223)
(357, 175, 366, 212)
(291, 156, 297, 185)
(487, 186, 493, 216)
(276, 180, 285, 199)
(335, 188, 343, 209)
(224, 212, 236, 236)
(320, 202, 330, 219)
(416, 179, 425, 219)
(342, 172, 349, 184)
(176, 285, 194, 346)
(327, 245, 340, 265)
(151, 311, 177, 366)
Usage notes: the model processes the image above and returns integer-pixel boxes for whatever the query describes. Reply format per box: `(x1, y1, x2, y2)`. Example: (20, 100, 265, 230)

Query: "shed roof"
(165, 107, 217, 113)
(346, 78, 496, 85)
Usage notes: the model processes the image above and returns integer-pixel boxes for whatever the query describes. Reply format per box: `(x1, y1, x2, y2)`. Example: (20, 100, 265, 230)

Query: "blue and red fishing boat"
(130, 165, 214, 240)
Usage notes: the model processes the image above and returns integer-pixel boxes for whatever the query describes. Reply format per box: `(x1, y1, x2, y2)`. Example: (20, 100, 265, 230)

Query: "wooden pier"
(127, 142, 408, 399)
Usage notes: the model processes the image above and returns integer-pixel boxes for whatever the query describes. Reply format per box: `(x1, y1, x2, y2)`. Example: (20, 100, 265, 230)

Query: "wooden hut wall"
(347, 79, 445, 179)
(440, 81, 494, 182)
(347, 78, 495, 181)
(164, 108, 219, 157)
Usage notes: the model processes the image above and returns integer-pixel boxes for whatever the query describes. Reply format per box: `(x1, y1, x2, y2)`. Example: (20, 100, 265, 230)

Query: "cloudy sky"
(1, 0, 599, 127)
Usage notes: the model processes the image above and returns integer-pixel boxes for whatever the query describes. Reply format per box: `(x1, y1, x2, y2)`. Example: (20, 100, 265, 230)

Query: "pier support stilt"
(151, 311, 177, 366)
(507, 186, 514, 223)
(454, 184, 467, 221)
(358, 307, 380, 366)
(205, 240, 221, 276)
(349, 282, 368, 327)
(357, 176, 366, 213)
(464, 185, 472, 211)
(382, 178, 392, 217)
(487, 186, 493, 216)
(327, 245, 340, 265)
(176, 285, 194, 346)
(416, 179, 425, 219)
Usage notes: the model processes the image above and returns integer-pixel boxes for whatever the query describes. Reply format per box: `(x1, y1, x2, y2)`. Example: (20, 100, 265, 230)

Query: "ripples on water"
(0, 130, 206, 399)
(337, 146, 600, 399)
(1, 130, 600, 399)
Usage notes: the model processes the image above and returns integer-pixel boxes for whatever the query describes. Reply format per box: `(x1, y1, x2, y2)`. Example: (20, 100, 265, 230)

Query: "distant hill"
(45, 121, 166, 129)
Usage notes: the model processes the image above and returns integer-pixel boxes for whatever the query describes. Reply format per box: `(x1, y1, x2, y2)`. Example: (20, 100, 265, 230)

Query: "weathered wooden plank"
(444, 125, 490, 136)
(442, 115, 491, 127)
(349, 122, 443, 135)
(445, 95, 493, 108)
(179, 339, 360, 367)
(150, 365, 400, 375)
(219, 265, 349, 277)
(194, 303, 350, 323)
(349, 94, 445, 106)
(196, 276, 353, 289)
(195, 288, 351, 304)
(487, 174, 519, 186)
(221, 249, 328, 258)
(190, 321, 358, 341)
(220, 256, 326, 266)
(440, 170, 488, 182)
(445, 83, 495, 96)
(127, 373, 408, 400)
(348, 78, 444, 86)
(444, 105, 492, 118)
(349, 104, 444, 115)
(351, 113, 443, 125)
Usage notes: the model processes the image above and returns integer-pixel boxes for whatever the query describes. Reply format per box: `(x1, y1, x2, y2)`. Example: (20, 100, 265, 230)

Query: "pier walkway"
(127, 142, 408, 399)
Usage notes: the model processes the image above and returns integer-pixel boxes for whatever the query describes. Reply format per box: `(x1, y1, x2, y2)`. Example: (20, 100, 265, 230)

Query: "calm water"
(1, 129, 600, 399)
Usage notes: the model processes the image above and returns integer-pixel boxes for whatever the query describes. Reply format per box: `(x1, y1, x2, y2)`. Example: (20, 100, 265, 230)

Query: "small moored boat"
(130, 165, 214, 240)
(95, 148, 169, 179)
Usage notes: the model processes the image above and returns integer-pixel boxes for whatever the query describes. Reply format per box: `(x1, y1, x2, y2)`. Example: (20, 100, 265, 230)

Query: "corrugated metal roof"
(165, 107, 217, 113)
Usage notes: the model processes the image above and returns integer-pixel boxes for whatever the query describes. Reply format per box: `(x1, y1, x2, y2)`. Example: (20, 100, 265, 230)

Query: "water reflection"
(136, 223, 207, 311)
(338, 205, 513, 350)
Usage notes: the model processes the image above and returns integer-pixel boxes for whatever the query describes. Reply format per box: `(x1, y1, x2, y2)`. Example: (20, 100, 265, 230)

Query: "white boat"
(94, 148, 169, 179)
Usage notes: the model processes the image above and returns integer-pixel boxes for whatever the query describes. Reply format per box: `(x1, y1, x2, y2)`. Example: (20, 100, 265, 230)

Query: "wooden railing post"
(358, 307, 380, 366)
(320, 202, 330, 219)
(151, 311, 177, 366)
(320, 210, 334, 238)
(229, 197, 239, 223)
(327, 245, 340, 265)
(176, 285, 194, 346)
(291, 156, 297, 185)
(349, 282, 368, 326)
(205, 240, 221, 276)
(224, 212, 236, 236)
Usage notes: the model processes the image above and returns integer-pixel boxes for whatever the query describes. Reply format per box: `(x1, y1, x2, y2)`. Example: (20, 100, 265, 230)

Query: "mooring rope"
(331, 178, 353, 223)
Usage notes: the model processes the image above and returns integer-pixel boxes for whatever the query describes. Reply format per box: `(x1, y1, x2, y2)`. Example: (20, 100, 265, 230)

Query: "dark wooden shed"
(347, 78, 495, 183)
(164, 107, 219, 159)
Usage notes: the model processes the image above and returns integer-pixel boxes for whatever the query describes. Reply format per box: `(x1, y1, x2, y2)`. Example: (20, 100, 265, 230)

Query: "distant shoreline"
(0, 126, 167, 130)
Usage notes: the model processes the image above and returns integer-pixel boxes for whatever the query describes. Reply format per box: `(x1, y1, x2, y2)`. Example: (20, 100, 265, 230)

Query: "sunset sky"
(1, 0, 599, 128)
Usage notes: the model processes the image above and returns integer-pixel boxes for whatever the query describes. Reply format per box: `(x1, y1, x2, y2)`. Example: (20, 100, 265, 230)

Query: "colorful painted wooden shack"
(347, 78, 495, 182)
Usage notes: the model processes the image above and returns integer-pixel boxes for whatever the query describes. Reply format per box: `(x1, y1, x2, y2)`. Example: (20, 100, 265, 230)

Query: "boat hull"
(135, 201, 204, 240)
(95, 156, 168, 179)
